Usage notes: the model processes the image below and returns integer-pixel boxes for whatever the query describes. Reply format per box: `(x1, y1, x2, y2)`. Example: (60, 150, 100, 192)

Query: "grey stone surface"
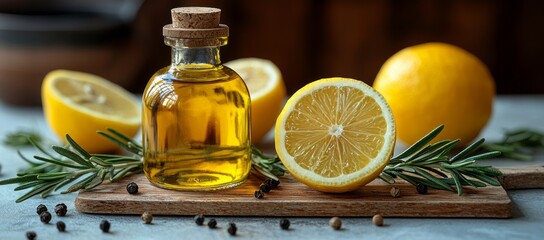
(0, 96, 543, 239)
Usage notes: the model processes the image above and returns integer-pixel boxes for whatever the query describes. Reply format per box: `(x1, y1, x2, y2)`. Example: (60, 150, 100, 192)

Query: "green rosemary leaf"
(32, 156, 86, 169)
(36, 172, 69, 180)
(479, 166, 503, 177)
(17, 150, 40, 165)
(0, 174, 39, 185)
(464, 172, 501, 186)
(54, 178, 77, 192)
(65, 134, 92, 159)
(105, 128, 134, 143)
(14, 181, 44, 191)
(413, 168, 454, 191)
(437, 139, 460, 157)
(446, 160, 477, 169)
(406, 140, 450, 162)
(16, 181, 59, 203)
(442, 168, 463, 196)
(453, 169, 486, 187)
(450, 138, 486, 162)
(97, 131, 140, 155)
(63, 173, 97, 194)
(88, 156, 113, 167)
(464, 151, 502, 161)
(84, 170, 105, 190)
(52, 146, 93, 168)
(378, 172, 396, 184)
(40, 185, 56, 198)
(396, 173, 449, 190)
(407, 142, 450, 163)
(28, 137, 59, 160)
(419, 166, 449, 178)
(251, 165, 279, 181)
(111, 165, 141, 182)
(392, 125, 445, 160)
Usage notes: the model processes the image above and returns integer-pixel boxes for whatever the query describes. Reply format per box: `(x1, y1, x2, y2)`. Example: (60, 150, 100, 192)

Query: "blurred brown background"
(0, 0, 543, 105)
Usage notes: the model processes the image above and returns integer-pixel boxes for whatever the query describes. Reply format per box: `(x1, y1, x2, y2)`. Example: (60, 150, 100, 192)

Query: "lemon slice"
(225, 58, 286, 142)
(275, 78, 396, 193)
(42, 70, 141, 153)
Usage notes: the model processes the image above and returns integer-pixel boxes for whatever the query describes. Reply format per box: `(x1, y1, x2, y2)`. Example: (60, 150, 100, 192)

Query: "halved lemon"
(42, 70, 141, 153)
(275, 78, 396, 193)
(225, 58, 286, 143)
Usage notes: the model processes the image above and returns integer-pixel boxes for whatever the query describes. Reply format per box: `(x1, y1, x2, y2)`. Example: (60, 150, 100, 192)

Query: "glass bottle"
(142, 7, 251, 190)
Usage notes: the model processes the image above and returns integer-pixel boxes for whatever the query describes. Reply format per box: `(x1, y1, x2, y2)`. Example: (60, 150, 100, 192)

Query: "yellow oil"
(142, 65, 251, 190)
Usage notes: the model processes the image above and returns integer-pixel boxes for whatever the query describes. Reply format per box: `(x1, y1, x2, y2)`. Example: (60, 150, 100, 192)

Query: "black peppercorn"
(280, 218, 290, 230)
(208, 219, 217, 229)
(266, 179, 280, 189)
(100, 220, 111, 233)
(416, 183, 428, 194)
(40, 211, 52, 224)
(259, 183, 271, 193)
(194, 214, 205, 226)
(227, 222, 237, 236)
(254, 190, 264, 199)
(36, 204, 47, 215)
(55, 203, 67, 216)
(56, 221, 66, 232)
(25, 231, 36, 240)
(126, 182, 139, 194)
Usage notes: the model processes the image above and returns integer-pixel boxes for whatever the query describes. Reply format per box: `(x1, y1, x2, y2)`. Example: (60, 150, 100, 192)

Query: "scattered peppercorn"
(141, 211, 153, 224)
(56, 221, 66, 232)
(266, 179, 280, 189)
(194, 214, 205, 226)
(36, 204, 47, 215)
(100, 220, 111, 233)
(40, 211, 52, 224)
(372, 214, 384, 226)
(227, 222, 237, 236)
(259, 183, 271, 193)
(126, 182, 139, 194)
(279, 218, 290, 230)
(208, 219, 217, 229)
(254, 190, 264, 199)
(416, 183, 428, 194)
(55, 203, 67, 216)
(390, 187, 401, 198)
(329, 217, 342, 230)
(25, 231, 36, 240)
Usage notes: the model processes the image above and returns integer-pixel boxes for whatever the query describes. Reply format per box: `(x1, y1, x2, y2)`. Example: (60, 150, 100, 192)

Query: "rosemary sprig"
(482, 129, 544, 161)
(3, 129, 42, 147)
(0, 129, 142, 203)
(380, 125, 503, 196)
(0, 129, 284, 202)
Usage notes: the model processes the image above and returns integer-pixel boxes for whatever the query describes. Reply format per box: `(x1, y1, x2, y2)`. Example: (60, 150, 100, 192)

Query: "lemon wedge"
(275, 78, 395, 193)
(225, 58, 286, 143)
(42, 70, 141, 153)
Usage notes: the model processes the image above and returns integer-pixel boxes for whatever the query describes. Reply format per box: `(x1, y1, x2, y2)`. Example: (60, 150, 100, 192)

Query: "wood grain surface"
(76, 172, 513, 218)
(497, 166, 544, 190)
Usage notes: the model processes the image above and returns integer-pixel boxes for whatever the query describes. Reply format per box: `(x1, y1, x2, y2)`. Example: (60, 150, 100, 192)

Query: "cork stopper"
(163, 7, 229, 40)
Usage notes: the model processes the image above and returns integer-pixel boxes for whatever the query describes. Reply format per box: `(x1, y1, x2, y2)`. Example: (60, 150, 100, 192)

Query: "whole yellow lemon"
(373, 42, 495, 146)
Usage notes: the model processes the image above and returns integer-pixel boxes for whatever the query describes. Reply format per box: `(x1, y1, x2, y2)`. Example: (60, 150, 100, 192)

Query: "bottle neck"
(165, 37, 227, 68)
(171, 47, 221, 67)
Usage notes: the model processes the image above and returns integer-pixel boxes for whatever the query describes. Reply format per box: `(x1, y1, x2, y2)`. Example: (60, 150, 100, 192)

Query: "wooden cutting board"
(75, 166, 543, 218)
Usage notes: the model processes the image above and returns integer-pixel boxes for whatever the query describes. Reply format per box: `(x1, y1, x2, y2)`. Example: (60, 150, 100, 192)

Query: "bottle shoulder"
(151, 65, 242, 83)
(143, 65, 249, 95)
